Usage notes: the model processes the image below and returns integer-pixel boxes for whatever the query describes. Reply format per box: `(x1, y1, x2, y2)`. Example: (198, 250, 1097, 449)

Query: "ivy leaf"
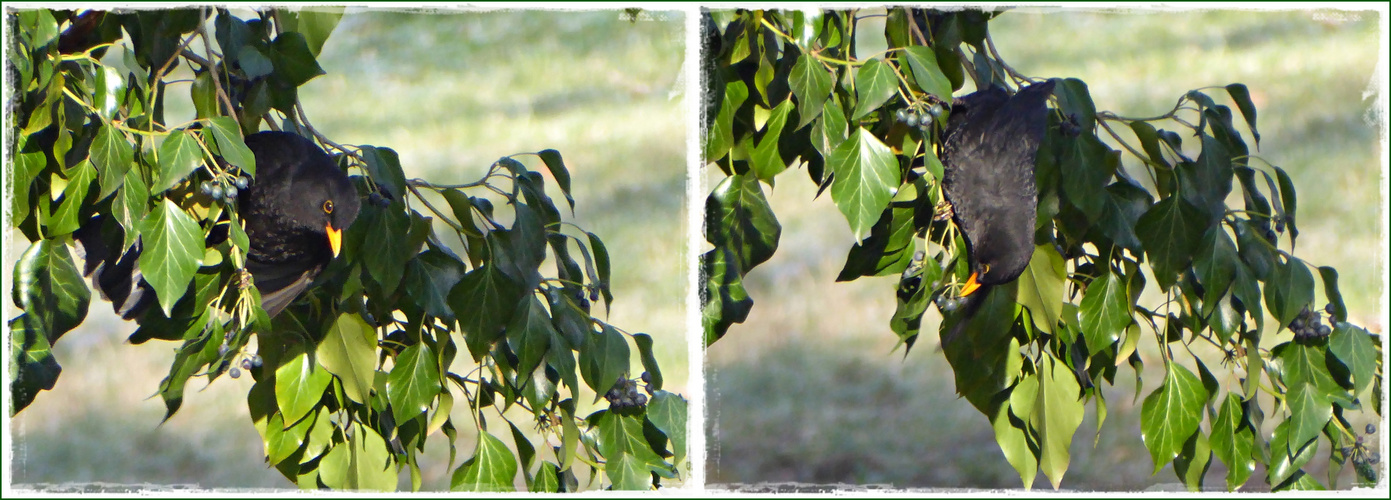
(851, 58, 897, 120)
(1285, 383, 1331, 458)
(537, 149, 574, 212)
(403, 250, 466, 320)
(1193, 224, 1239, 311)
(320, 422, 397, 491)
(207, 116, 256, 176)
(154, 130, 203, 193)
(1079, 271, 1130, 354)
(1225, 83, 1260, 148)
(1034, 355, 1085, 489)
(597, 411, 670, 490)
(138, 198, 204, 316)
(318, 313, 378, 404)
(275, 351, 333, 426)
(1172, 430, 1213, 492)
(1140, 363, 1206, 474)
(705, 81, 749, 162)
(387, 342, 441, 421)
(1210, 393, 1255, 490)
(579, 325, 630, 400)
(1136, 195, 1207, 290)
(48, 161, 95, 237)
(632, 333, 663, 391)
(113, 165, 151, 250)
(701, 246, 753, 345)
(530, 462, 560, 493)
(901, 46, 953, 104)
(13, 240, 90, 342)
(268, 31, 326, 87)
(91, 122, 134, 200)
(505, 295, 554, 378)
(1267, 420, 1319, 488)
(1263, 257, 1314, 331)
(360, 145, 407, 205)
(828, 127, 901, 243)
(450, 264, 525, 361)
(1016, 244, 1065, 335)
(705, 173, 781, 269)
(789, 53, 832, 130)
(1327, 323, 1376, 396)
(265, 410, 314, 465)
(646, 391, 687, 463)
(751, 99, 794, 180)
(451, 432, 518, 492)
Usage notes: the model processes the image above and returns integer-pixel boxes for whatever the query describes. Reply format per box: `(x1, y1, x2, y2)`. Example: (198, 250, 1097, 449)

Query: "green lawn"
(8, 8, 687, 490)
(705, 8, 1383, 491)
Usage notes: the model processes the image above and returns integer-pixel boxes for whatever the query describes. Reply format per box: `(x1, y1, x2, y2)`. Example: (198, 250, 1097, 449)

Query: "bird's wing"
(247, 259, 324, 318)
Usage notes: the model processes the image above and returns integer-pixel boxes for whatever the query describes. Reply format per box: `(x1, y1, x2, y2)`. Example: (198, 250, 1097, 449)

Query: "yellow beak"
(960, 272, 982, 297)
(326, 223, 343, 257)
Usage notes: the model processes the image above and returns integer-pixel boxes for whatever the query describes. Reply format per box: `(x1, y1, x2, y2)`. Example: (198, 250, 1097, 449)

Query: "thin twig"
(196, 8, 241, 132)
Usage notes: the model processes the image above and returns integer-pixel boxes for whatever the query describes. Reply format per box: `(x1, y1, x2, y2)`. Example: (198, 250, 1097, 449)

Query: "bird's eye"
(323, 200, 334, 214)
(982, 263, 992, 274)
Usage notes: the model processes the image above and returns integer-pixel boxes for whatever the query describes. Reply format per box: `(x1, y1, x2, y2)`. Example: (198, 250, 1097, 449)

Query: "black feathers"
(77, 131, 360, 321)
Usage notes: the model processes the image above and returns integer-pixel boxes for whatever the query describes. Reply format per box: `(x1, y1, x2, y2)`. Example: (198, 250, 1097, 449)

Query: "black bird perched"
(78, 131, 361, 320)
(939, 79, 1056, 342)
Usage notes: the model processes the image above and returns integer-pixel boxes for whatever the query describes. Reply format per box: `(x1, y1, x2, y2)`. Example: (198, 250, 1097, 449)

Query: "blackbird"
(77, 131, 361, 320)
(939, 79, 1055, 341)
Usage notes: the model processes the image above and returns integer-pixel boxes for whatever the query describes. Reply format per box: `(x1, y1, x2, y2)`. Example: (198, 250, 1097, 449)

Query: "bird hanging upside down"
(939, 79, 1056, 343)
(78, 131, 362, 320)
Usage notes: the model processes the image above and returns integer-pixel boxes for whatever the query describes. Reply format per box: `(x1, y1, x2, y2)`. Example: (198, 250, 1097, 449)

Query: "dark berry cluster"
(604, 372, 654, 410)
(218, 338, 263, 379)
(1059, 113, 1082, 137)
(200, 175, 251, 201)
(894, 103, 944, 131)
(1342, 427, 1381, 481)
(1290, 305, 1334, 340)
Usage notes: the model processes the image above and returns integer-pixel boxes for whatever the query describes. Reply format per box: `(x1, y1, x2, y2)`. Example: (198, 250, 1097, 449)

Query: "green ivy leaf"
(579, 325, 630, 400)
(1136, 195, 1207, 290)
(751, 99, 794, 180)
(281, 8, 343, 56)
(701, 247, 753, 345)
(1140, 363, 1206, 474)
(597, 411, 670, 490)
(1210, 393, 1255, 490)
(828, 127, 900, 243)
(265, 409, 314, 465)
(901, 46, 953, 104)
(530, 462, 560, 492)
(154, 130, 203, 193)
(789, 53, 832, 130)
(403, 250, 466, 320)
(451, 431, 518, 492)
(13, 239, 90, 342)
(451, 264, 525, 361)
(1079, 270, 1130, 354)
(138, 198, 204, 315)
(1172, 429, 1213, 492)
(1034, 355, 1084, 489)
(705, 80, 749, 163)
(1016, 244, 1065, 335)
(537, 149, 574, 212)
(320, 422, 397, 491)
(268, 31, 327, 87)
(387, 342, 441, 421)
(1285, 382, 1331, 458)
(505, 295, 554, 378)
(275, 351, 333, 426)
(317, 313, 378, 404)
(48, 161, 95, 237)
(1267, 419, 1318, 487)
(851, 58, 897, 120)
(1327, 323, 1376, 396)
(632, 333, 663, 391)
(191, 71, 217, 119)
(705, 173, 781, 270)
(359, 204, 412, 293)
(91, 122, 134, 200)
(646, 391, 687, 463)
(207, 116, 256, 176)
(1225, 83, 1260, 148)
(1263, 257, 1313, 331)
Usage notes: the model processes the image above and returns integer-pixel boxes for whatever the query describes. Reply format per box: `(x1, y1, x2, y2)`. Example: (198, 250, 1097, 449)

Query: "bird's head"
(960, 246, 1033, 297)
(293, 168, 361, 258)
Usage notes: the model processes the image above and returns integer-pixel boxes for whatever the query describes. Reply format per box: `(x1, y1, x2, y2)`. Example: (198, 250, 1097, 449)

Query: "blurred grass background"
(7, 8, 686, 490)
(705, 8, 1384, 491)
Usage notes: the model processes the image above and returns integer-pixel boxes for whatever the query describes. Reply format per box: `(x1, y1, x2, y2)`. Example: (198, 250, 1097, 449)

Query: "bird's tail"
(74, 215, 154, 320)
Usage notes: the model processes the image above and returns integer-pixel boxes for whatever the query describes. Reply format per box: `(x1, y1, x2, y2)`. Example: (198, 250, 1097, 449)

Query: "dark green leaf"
(505, 295, 554, 378)
(361, 145, 406, 201)
(705, 81, 748, 162)
(1225, 83, 1260, 148)
(1172, 428, 1213, 492)
(632, 333, 662, 391)
(597, 411, 670, 490)
(536, 149, 574, 212)
(48, 161, 95, 237)
(281, 8, 343, 56)
(646, 391, 686, 463)
(705, 173, 781, 269)
(450, 265, 525, 361)
(579, 325, 630, 400)
(1328, 323, 1376, 396)
(751, 99, 794, 180)
(1263, 257, 1314, 331)
(700, 247, 753, 345)
(530, 462, 560, 493)
(1136, 196, 1207, 290)
(1053, 78, 1096, 134)
(268, 31, 326, 87)
(404, 250, 466, 320)
(1285, 383, 1331, 458)
(317, 313, 378, 404)
(1317, 267, 1347, 323)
